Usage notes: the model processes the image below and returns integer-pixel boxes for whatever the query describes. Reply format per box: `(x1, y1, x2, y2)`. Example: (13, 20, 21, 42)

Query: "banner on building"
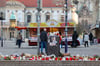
(29, 22, 75, 27)
(28, 19, 76, 27)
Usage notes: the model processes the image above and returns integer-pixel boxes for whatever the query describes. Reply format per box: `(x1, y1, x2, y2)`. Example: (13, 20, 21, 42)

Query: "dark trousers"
(41, 41, 47, 53)
(90, 41, 93, 45)
(65, 38, 68, 53)
(17, 39, 22, 48)
(84, 41, 88, 47)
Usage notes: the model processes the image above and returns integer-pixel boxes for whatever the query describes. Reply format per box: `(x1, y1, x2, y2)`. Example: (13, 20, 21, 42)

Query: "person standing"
(56, 32, 62, 47)
(83, 31, 86, 44)
(72, 31, 78, 47)
(40, 28, 48, 54)
(89, 32, 93, 46)
(17, 32, 22, 48)
(84, 32, 89, 47)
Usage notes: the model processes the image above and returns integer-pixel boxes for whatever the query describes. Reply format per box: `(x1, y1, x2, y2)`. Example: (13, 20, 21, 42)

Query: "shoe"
(63, 53, 70, 56)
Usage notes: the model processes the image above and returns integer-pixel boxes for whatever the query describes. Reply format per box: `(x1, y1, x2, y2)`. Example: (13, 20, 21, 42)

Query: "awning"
(90, 24, 98, 30)
(28, 22, 76, 28)
(15, 26, 27, 30)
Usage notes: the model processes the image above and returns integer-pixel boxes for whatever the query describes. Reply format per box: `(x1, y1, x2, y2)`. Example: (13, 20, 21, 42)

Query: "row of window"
(27, 13, 65, 23)
(7, 10, 64, 13)
(0, 11, 65, 23)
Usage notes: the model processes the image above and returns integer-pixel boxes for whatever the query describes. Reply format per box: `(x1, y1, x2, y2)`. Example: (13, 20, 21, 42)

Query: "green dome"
(10, 11, 16, 19)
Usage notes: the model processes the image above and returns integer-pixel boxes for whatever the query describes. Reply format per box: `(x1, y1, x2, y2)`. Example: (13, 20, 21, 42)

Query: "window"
(33, 11, 35, 13)
(27, 15, 31, 23)
(52, 10, 54, 13)
(16, 10, 18, 12)
(85, 20, 88, 25)
(7, 10, 9, 12)
(82, 19, 84, 23)
(26, 12, 32, 23)
(0, 12, 5, 20)
(57, 11, 59, 13)
(46, 15, 50, 21)
(61, 15, 64, 22)
(82, 19, 85, 26)
(45, 12, 50, 22)
(42, 11, 44, 13)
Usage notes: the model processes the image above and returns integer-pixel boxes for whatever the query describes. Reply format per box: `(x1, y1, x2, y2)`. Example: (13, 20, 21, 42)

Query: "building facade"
(0, 0, 97, 40)
(0, 0, 70, 40)
(92, 0, 100, 38)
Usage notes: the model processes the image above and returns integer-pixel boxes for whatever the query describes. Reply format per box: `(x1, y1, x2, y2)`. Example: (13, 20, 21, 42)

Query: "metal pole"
(65, 0, 68, 53)
(37, 0, 42, 55)
(0, 12, 3, 47)
(1, 20, 3, 47)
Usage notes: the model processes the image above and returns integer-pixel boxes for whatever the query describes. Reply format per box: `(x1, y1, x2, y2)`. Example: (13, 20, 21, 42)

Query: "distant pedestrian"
(72, 31, 78, 47)
(94, 37, 97, 44)
(84, 32, 89, 47)
(56, 32, 62, 44)
(82, 31, 86, 45)
(40, 28, 48, 55)
(83, 31, 86, 43)
(89, 32, 93, 45)
(17, 32, 22, 48)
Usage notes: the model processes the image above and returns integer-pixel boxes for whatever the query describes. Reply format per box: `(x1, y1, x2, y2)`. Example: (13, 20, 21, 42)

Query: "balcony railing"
(17, 22, 25, 27)
(0, 22, 26, 27)
(0, 22, 10, 27)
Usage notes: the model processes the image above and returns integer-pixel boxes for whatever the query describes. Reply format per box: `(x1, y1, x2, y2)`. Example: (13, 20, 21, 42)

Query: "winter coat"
(72, 31, 78, 42)
(40, 31, 48, 41)
(89, 33, 93, 41)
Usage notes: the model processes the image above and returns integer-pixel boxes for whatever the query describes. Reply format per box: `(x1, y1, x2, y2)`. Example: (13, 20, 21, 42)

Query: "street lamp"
(64, 0, 68, 53)
(37, 0, 42, 55)
(0, 12, 4, 47)
(55, 0, 68, 54)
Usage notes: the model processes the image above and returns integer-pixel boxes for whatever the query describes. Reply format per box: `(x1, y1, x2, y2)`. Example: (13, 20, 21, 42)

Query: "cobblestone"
(0, 40, 100, 56)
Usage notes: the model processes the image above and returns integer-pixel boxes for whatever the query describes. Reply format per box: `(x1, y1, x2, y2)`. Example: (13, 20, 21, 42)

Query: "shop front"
(91, 24, 100, 43)
(27, 20, 76, 46)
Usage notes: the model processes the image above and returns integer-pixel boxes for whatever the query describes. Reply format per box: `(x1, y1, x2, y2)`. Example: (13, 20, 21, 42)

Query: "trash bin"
(46, 35, 60, 57)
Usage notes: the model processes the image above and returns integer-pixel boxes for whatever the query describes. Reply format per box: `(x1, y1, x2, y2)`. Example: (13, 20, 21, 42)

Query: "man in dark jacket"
(72, 31, 78, 47)
(40, 28, 48, 54)
(89, 32, 93, 45)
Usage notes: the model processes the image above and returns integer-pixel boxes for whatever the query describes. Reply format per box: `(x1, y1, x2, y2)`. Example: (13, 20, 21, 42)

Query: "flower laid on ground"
(93, 55, 99, 58)
(0, 53, 100, 61)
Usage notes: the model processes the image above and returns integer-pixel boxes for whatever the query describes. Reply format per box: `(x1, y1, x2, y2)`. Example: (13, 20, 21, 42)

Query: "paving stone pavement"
(0, 40, 100, 56)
